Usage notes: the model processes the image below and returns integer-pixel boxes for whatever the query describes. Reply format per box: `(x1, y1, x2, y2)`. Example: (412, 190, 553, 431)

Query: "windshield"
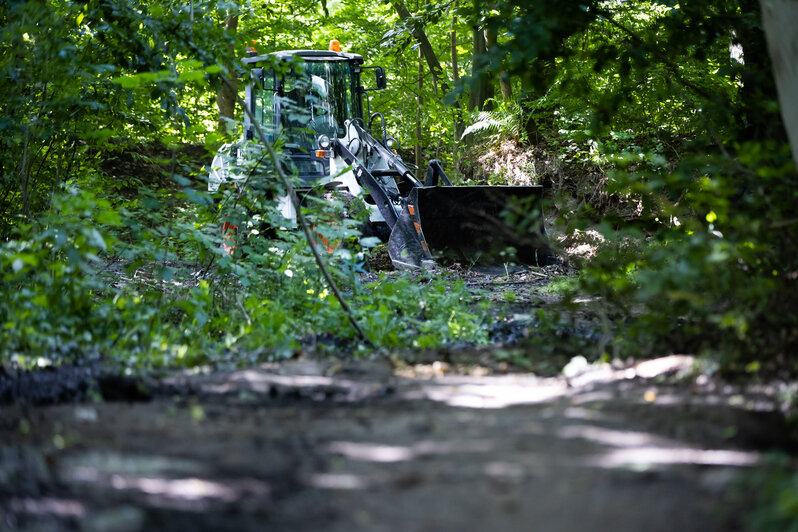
(250, 57, 362, 179)
(277, 60, 361, 151)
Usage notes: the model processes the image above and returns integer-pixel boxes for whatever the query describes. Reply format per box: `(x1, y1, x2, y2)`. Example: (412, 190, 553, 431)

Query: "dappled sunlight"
(325, 442, 414, 463)
(109, 475, 240, 502)
(590, 447, 761, 469)
(8, 497, 86, 518)
(56, 450, 270, 512)
(4, 356, 786, 532)
(566, 355, 694, 388)
(409, 377, 568, 409)
(104, 473, 270, 511)
(563, 406, 611, 421)
(324, 439, 496, 464)
(406, 355, 702, 410)
(560, 228, 606, 261)
(483, 461, 527, 480)
(68, 470, 271, 511)
(569, 390, 616, 405)
(307, 473, 369, 490)
(60, 451, 203, 481)
(634, 355, 694, 378)
(557, 425, 657, 448)
(211, 370, 340, 394)
(171, 364, 391, 402)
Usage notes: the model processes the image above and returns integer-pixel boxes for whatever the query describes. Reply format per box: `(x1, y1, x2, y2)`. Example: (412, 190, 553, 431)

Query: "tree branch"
(392, 0, 450, 97)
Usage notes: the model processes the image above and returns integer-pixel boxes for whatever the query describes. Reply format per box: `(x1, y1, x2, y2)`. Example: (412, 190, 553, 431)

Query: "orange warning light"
(329, 40, 341, 52)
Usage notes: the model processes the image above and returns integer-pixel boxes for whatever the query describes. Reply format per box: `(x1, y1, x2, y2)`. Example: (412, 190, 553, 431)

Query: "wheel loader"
(209, 42, 556, 269)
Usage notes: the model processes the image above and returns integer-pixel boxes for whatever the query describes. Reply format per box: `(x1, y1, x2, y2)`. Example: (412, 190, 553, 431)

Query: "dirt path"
(1, 355, 793, 531)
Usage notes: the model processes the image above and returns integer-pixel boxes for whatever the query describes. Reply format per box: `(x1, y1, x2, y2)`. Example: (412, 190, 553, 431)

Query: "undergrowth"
(0, 144, 492, 370)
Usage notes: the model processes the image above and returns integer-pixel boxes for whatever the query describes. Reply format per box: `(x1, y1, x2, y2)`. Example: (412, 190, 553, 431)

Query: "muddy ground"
(1, 267, 796, 532)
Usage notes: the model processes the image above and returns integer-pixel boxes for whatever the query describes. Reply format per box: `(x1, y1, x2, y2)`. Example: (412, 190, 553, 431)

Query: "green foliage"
(580, 142, 798, 369)
(0, 168, 491, 368)
(461, 99, 528, 143)
(2, 0, 797, 378)
(1, 188, 119, 361)
(355, 274, 489, 348)
(743, 454, 798, 532)
(452, 0, 798, 373)
(0, 0, 242, 234)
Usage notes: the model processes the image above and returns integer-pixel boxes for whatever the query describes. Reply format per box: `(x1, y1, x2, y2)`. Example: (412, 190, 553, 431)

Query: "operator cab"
(243, 50, 365, 184)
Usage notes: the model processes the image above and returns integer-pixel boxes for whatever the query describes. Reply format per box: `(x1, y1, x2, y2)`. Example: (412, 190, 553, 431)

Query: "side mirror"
(375, 67, 387, 90)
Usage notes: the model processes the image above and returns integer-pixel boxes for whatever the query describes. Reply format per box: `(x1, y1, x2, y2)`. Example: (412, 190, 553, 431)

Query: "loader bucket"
(413, 185, 556, 265)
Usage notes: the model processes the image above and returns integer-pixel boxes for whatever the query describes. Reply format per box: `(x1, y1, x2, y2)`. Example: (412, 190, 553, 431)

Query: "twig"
(237, 297, 252, 326)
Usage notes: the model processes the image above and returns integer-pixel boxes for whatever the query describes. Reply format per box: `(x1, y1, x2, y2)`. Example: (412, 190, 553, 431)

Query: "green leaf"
(359, 237, 381, 248)
(178, 70, 206, 83)
(112, 76, 142, 89)
(88, 229, 107, 251)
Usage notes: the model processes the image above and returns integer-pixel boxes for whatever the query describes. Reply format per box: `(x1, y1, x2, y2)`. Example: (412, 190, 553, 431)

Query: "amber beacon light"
(329, 40, 341, 52)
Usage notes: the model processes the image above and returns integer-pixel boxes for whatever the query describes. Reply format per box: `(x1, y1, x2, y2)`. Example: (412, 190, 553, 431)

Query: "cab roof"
(243, 50, 364, 64)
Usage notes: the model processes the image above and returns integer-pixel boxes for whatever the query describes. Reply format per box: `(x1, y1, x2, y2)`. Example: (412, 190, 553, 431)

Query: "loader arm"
(332, 125, 435, 270)
(333, 119, 556, 269)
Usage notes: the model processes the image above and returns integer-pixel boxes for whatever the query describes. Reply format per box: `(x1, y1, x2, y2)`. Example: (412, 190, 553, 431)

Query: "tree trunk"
(451, 5, 459, 85)
(730, 0, 786, 142)
(485, 26, 512, 101)
(469, 27, 494, 111)
(761, 0, 798, 169)
(19, 125, 30, 219)
(216, 12, 239, 134)
(416, 0, 424, 170)
(451, 2, 464, 140)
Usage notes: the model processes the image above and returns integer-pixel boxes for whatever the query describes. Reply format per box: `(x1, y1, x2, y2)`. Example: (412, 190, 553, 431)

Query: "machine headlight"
(317, 134, 331, 149)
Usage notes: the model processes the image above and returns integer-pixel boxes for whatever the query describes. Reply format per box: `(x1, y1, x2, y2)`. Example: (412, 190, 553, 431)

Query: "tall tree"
(451, 1, 464, 140)
(217, 11, 239, 134)
(416, 0, 425, 169)
(451, 2, 459, 86)
(761, 0, 798, 168)
(469, 27, 493, 111)
(484, 25, 511, 100)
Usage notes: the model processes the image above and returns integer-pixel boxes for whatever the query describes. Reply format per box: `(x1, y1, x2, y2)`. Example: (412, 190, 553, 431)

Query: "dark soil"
(1, 354, 795, 531)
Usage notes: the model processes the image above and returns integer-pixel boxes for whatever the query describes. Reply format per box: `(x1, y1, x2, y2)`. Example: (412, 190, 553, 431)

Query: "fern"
(461, 100, 527, 143)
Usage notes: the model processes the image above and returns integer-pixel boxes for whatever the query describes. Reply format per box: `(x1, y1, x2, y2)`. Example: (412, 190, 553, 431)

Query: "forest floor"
(2, 265, 796, 532)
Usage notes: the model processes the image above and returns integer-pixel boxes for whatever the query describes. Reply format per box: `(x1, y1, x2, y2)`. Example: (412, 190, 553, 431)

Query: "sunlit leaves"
(112, 63, 228, 88)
